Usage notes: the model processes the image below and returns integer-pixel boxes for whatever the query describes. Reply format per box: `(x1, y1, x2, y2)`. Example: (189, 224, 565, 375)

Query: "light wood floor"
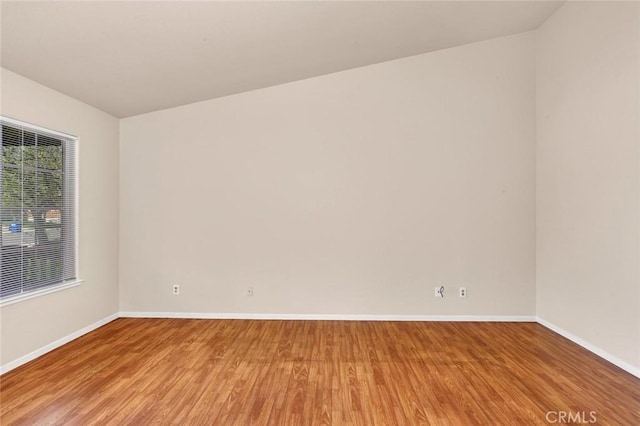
(1, 319, 639, 425)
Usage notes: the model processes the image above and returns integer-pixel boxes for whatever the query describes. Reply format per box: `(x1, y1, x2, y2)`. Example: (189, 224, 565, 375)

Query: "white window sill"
(0, 279, 84, 307)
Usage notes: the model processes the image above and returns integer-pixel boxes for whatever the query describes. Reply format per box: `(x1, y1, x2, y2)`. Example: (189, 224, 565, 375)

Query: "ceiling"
(1, 1, 563, 118)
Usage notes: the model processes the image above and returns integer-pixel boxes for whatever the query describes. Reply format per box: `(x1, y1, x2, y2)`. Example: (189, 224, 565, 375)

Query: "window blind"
(0, 118, 77, 300)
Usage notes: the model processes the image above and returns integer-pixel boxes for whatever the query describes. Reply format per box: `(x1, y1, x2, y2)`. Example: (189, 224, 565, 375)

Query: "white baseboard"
(0, 313, 119, 375)
(119, 311, 536, 322)
(537, 317, 640, 379)
(5, 313, 637, 380)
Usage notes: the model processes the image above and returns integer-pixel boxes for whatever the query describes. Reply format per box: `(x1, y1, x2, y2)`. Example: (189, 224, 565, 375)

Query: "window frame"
(0, 116, 82, 307)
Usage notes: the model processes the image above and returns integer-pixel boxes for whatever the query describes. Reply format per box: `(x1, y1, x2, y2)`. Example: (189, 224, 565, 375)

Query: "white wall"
(536, 2, 640, 371)
(0, 69, 120, 366)
(120, 32, 537, 317)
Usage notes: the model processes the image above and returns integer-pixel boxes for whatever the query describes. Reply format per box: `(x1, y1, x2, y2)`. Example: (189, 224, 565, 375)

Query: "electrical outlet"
(173, 284, 180, 295)
(459, 287, 467, 298)
(246, 286, 253, 297)
(434, 286, 444, 298)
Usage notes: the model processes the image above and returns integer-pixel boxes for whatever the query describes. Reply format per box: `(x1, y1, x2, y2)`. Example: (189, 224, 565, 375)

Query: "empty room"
(1, 1, 639, 424)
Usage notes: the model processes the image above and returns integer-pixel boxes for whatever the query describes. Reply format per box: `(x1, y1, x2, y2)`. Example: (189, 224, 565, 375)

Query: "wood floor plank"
(1, 319, 639, 425)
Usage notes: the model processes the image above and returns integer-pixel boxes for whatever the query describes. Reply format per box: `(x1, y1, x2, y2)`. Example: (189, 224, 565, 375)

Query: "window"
(1, 117, 78, 302)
